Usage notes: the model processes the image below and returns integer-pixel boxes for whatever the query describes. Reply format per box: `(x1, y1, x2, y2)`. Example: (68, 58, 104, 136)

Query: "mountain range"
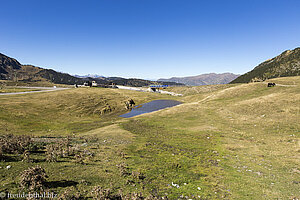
(158, 73, 239, 86)
(231, 47, 300, 83)
(74, 74, 105, 79)
(0, 53, 183, 87)
(2, 47, 300, 87)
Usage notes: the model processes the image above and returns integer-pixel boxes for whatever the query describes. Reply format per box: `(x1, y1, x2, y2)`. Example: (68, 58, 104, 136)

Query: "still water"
(120, 99, 182, 118)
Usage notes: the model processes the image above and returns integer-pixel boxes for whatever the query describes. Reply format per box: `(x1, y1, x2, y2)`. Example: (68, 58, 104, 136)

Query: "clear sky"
(1, 0, 300, 80)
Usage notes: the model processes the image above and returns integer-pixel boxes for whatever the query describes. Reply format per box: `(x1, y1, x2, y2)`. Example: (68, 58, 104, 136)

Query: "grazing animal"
(267, 83, 276, 87)
(128, 99, 135, 106)
(124, 99, 135, 109)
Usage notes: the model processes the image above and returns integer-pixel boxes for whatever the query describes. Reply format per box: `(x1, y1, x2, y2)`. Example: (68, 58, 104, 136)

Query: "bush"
(0, 134, 32, 154)
(45, 138, 74, 162)
(58, 137, 72, 157)
(22, 150, 31, 163)
(20, 166, 48, 191)
(26, 142, 45, 152)
(74, 152, 85, 164)
(121, 192, 144, 200)
(91, 186, 114, 200)
(45, 144, 59, 162)
(58, 186, 84, 200)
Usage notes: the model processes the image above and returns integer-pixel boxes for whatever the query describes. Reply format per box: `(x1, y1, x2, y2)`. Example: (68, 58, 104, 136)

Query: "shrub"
(22, 150, 31, 163)
(0, 134, 32, 154)
(58, 186, 84, 200)
(45, 144, 59, 162)
(74, 152, 85, 164)
(58, 137, 72, 157)
(26, 142, 44, 152)
(121, 192, 144, 200)
(91, 186, 113, 200)
(90, 186, 138, 200)
(68, 144, 81, 156)
(45, 138, 74, 162)
(19, 166, 48, 191)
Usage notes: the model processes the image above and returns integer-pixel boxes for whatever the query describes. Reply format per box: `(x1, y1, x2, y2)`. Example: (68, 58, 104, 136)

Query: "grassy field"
(0, 76, 299, 199)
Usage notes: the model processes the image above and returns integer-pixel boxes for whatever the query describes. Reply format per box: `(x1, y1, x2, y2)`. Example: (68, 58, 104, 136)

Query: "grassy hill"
(0, 76, 299, 199)
(158, 73, 239, 86)
(231, 48, 300, 83)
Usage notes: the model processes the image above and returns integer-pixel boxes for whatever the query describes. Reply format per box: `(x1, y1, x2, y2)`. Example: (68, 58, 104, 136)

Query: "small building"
(148, 85, 168, 92)
(83, 81, 98, 87)
(92, 81, 98, 87)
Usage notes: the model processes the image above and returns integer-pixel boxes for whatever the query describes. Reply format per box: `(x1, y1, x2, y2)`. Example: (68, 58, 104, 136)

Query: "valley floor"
(0, 76, 299, 199)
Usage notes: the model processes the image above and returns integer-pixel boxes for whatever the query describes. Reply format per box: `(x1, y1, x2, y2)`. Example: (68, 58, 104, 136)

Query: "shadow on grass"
(31, 158, 47, 163)
(1, 155, 20, 162)
(45, 180, 78, 188)
(29, 150, 46, 154)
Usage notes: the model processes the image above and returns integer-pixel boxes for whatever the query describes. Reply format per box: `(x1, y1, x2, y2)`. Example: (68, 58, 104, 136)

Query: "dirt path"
(274, 83, 297, 87)
(0, 86, 70, 95)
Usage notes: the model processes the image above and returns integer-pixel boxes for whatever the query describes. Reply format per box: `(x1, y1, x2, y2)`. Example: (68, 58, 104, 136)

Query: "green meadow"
(0, 76, 299, 199)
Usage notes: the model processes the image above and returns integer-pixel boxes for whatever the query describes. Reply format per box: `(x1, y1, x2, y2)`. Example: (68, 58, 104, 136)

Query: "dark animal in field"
(267, 83, 276, 87)
(125, 99, 135, 109)
(129, 99, 135, 106)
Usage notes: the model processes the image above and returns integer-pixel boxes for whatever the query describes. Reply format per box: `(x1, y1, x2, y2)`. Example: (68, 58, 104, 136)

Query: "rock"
(254, 171, 263, 176)
(81, 143, 88, 147)
(292, 181, 300, 184)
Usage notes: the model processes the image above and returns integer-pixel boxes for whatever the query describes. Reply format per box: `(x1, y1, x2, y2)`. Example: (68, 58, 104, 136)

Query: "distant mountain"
(158, 73, 239, 86)
(74, 74, 105, 78)
(231, 48, 300, 83)
(104, 77, 183, 87)
(0, 53, 183, 87)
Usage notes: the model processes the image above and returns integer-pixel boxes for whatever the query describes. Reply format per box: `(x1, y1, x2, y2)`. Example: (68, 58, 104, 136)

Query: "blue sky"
(1, 0, 300, 80)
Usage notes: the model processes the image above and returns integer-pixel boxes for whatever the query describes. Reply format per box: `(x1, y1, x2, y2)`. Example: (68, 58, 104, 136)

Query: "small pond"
(120, 99, 182, 118)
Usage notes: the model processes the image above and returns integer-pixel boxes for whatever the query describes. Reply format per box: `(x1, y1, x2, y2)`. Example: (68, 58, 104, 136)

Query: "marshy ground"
(0, 76, 299, 199)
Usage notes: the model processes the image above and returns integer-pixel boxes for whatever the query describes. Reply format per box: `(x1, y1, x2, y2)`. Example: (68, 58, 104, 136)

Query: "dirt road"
(0, 87, 70, 95)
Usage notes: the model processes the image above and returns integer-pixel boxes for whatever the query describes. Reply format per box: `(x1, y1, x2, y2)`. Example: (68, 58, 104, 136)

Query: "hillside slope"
(231, 47, 300, 83)
(0, 53, 22, 79)
(122, 76, 300, 199)
(158, 73, 239, 86)
(0, 53, 84, 84)
(0, 53, 183, 86)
